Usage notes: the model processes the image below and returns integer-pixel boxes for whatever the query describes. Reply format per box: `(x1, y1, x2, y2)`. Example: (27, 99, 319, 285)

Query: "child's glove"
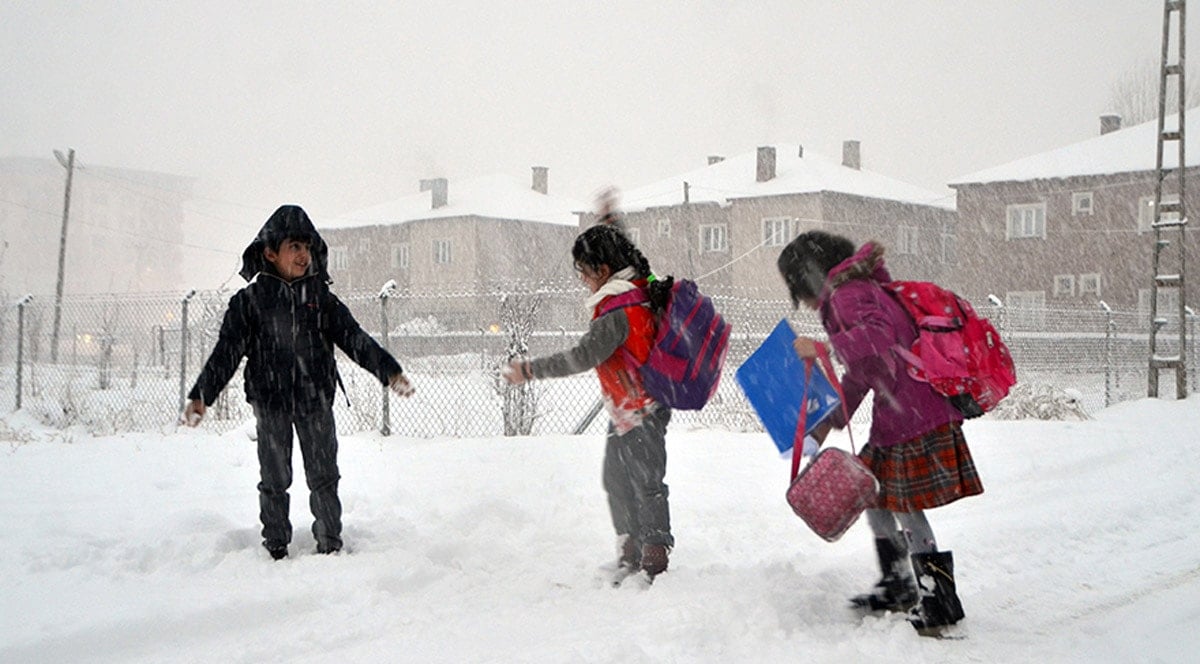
(801, 434, 820, 459)
(181, 399, 205, 427)
(502, 360, 531, 385)
(389, 373, 415, 398)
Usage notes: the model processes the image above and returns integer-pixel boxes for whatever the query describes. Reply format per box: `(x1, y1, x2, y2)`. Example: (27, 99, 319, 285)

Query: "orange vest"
(593, 289, 657, 415)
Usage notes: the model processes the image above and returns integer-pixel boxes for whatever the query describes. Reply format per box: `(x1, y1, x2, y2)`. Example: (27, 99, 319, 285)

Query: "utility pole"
(1148, 1, 1189, 398)
(51, 148, 75, 363)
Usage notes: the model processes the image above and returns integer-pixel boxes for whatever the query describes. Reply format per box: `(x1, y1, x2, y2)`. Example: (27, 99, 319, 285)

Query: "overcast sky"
(2, 1, 1191, 249)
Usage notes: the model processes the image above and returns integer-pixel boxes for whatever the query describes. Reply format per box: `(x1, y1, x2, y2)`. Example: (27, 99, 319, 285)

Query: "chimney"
(1100, 114, 1122, 135)
(842, 140, 861, 170)
(707, 155, 725, 165)
(756, 146, 776, 182)
(420, 177, 448, 208)
(531, 166, 548, 194)
(798, 145, 804, 158)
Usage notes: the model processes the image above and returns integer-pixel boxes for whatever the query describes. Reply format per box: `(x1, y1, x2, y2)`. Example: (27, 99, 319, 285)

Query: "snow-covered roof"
(950, 112, 1200, 186)
(618, 143, 955, 213)
(324, 174, 585, 229)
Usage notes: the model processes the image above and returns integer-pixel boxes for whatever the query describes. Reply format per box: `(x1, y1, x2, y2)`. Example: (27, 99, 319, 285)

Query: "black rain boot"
(851, 538, 918, 611)
(908, 550, 965, 636)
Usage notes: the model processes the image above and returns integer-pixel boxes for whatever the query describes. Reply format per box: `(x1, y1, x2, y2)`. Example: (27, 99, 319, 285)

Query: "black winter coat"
(188, 272, 401, 414)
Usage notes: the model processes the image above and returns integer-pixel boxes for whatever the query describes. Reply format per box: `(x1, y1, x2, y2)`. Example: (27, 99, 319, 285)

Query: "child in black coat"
(182, 205, 413, 560)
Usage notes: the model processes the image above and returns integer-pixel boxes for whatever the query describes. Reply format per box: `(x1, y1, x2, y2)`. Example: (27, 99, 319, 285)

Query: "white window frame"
(391, 243, 410, 269)
(941, 232, 956, 264)
(1079, 272, 1101, 297)
(1006, 290, 1046, 328)
(657, 218, 671, 238)
(626, 228, 641, 245)
(896, 225, 919, 255)
(700, 224, 728, 253)
(762, 217, 791, 247)
(1053, 274, 1075, 297)
(433, 239, 452, 265)
(1138, 195, 1180, 234)
(1071, 191, 1094, 216)
(329, 246, 349, 271)
(1006, 203, 1046, 240)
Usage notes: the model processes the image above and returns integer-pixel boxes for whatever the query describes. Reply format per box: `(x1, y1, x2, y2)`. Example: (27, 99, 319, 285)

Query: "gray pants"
(254, 405, 343, 552)
(866, 508, 937, 555)
(603, 407, 673, 548)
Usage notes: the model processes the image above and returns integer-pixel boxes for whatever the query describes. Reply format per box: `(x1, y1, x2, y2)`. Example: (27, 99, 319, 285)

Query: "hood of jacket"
(820, 241, 890, 302)
(239, 205, 331, 283)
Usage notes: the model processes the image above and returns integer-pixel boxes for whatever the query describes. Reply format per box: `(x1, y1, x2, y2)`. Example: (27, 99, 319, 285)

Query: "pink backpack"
(882, 281, 1017, 418)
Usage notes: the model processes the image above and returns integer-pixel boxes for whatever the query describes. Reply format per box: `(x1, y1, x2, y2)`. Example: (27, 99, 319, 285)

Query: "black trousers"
(254, 405, 342, 552)
(603, 406, 673, 548)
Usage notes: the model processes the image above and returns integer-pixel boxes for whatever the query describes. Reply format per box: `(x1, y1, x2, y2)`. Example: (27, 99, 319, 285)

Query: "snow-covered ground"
(2, 396, 1198, 663)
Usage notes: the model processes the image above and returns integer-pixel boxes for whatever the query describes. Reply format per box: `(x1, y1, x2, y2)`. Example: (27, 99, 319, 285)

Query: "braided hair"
(572, 224, 673, 312)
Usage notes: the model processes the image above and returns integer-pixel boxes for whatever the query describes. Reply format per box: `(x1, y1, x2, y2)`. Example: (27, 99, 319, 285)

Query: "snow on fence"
(1, 285, 1196, 437)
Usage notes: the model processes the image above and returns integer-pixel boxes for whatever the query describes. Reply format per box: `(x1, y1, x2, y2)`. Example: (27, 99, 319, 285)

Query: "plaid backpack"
(599, 278, 731, 410)
(882, 280, 1017, 418)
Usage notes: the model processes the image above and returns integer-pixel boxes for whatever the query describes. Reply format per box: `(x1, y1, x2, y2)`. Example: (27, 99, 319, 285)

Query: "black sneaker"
(266, 545, 288, 560)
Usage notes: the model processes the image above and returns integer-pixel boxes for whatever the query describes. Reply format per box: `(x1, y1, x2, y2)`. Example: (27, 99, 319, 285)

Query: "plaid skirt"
(859, 422, 983, 512)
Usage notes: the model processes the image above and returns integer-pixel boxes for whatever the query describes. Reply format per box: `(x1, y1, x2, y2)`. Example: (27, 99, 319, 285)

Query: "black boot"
(850, 538, 918, 611)
(908, 550, 965, 636)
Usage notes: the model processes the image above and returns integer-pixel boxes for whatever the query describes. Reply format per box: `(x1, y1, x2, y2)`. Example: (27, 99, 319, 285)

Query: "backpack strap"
(596, 288, 648, 316)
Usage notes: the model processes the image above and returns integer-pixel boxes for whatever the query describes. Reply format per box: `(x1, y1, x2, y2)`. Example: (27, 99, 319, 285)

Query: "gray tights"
(865, 509, 937, 555)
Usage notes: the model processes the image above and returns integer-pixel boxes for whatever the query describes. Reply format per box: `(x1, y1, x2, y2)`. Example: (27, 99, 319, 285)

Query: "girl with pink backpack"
(778, 231, 984, 637)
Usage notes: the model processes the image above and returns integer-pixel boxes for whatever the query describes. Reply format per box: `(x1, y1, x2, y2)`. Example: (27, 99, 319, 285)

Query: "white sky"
(1, 2, 1190, 230)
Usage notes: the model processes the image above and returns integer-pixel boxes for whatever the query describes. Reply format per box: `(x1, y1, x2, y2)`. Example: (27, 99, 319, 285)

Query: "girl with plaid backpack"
(777, 231, 984, 636)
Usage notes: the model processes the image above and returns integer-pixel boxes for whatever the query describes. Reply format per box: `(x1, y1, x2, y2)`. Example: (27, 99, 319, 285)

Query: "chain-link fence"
(2, 284, 1197, 437)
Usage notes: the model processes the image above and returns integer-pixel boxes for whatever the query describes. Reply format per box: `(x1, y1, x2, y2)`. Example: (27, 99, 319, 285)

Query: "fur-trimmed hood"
(823, 241, 891, 295)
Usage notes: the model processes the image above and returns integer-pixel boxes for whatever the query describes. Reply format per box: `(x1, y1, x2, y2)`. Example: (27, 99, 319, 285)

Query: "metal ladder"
(1149, 0, 1190, 398)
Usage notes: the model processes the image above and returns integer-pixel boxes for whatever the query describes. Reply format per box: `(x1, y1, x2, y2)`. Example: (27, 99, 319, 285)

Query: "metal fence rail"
(2, 285, 1196, 437)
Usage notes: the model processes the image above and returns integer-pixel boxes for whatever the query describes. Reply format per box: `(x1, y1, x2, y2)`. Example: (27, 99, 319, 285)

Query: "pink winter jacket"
(817, 243, 963, 448)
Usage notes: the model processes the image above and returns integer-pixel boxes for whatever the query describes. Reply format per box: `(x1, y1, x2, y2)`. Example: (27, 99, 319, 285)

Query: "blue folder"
(735, 319, 841, 454)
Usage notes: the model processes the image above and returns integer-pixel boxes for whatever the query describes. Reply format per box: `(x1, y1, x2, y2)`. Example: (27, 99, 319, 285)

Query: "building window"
(1079, 273, 1101, 297)
(1072, 191, 1094, 216)
(358, 238, 372, 253)
(1006, 290, 1046, 328)
(896, 226, 919, 255)
(700, 224, 728, 253)
(657, 218, 671, 237)
(1006, 203, 1046, 240)
(762, 217, 791, 247)
(1053, 274, 1075, 297)
(433, 239, 452, 265)
(329, 246, 349, 271)
(391, 243, 409, 269)
(626, 228, 641, 245)
(1138, 195, 1181, 233)
(941, 232, 956, 264)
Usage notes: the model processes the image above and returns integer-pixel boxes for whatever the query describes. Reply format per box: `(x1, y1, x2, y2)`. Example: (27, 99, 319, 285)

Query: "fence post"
(15, 294, 33, 410)
(378, 280, 397, 436)
(1188, 306, 1198, 394)
(1100, 300, 1114, 407)
(179, 290, 196, 413)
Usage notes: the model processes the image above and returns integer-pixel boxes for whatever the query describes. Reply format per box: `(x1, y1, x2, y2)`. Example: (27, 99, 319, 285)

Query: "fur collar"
(826, 242, 887, 291)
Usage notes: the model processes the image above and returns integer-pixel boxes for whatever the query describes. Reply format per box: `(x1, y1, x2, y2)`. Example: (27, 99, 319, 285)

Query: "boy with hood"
(182, 205, 414, 560)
